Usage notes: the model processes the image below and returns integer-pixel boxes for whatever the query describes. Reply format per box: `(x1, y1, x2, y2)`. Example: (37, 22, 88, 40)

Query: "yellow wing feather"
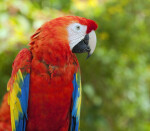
(76, 73, 82, 118)
(8, 70, 24, 131)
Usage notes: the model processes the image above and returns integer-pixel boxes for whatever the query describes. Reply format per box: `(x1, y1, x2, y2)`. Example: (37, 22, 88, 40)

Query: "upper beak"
(72, 31, 97, 58)
(72, 34, 90, 54)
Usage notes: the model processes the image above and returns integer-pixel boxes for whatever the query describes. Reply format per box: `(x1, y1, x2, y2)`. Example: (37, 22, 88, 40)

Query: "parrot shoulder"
(12, 48, 32, 76)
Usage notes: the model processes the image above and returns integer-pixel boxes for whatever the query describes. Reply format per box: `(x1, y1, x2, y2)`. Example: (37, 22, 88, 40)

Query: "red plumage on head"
(29, 16, 98, 66)
(74, 16, 98, 33)
(85, 19, 98, 33)
(29, 16, 98, 48)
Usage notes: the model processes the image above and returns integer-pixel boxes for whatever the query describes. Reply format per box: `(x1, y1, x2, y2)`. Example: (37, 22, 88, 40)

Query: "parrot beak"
(72, 30, 97, 58)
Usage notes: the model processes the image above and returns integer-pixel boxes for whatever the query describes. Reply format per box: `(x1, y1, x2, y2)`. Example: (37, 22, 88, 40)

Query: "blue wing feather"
(19, 74, 30, 119)
(71, 72, 82, 131)
(17, 74, 30, 131)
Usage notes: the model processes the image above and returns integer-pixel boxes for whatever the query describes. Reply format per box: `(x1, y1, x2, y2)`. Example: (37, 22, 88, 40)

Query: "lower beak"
(72, 34, 91, 58)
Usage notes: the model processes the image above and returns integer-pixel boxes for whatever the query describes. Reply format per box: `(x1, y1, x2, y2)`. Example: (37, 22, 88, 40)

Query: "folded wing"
(7, 49, 32, 131)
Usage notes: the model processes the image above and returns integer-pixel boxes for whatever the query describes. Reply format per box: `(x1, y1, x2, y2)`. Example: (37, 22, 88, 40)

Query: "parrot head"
(30, 16, 98, 59)
(66, 16, 98, 58)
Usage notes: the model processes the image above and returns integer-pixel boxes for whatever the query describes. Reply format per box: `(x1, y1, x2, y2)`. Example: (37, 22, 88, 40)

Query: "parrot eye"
(67, 22, 87, 49)
(69, 23, 85, 33)
(76, 25, 80, 30)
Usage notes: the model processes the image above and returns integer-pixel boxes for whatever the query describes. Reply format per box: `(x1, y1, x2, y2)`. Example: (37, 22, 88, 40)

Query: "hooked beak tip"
(86, 52, 91, 59)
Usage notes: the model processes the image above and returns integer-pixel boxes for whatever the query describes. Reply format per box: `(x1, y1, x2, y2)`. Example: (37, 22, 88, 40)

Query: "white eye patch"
(67, 23, 87, 49)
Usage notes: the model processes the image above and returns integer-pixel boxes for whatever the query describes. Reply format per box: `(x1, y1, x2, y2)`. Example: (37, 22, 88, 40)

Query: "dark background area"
(0, 0, 150, 130)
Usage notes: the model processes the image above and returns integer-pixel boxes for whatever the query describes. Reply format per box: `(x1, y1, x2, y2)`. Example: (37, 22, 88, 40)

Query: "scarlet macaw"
(0, 16, 98, 131)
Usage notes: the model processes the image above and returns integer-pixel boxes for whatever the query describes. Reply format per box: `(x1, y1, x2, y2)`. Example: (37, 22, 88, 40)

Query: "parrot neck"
(30, 43, 79, 67)
(29, 25, 79, 66)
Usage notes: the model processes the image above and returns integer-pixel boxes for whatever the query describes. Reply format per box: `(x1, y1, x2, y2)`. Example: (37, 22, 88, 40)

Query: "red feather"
(0, 93, 11, 131)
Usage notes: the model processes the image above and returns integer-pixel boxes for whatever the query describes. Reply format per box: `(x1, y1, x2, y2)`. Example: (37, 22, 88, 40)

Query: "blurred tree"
(0, 0, 150, 131)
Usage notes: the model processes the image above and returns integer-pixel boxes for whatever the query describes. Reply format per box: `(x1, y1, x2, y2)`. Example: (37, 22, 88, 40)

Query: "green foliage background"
(0, 0, 150, 130)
